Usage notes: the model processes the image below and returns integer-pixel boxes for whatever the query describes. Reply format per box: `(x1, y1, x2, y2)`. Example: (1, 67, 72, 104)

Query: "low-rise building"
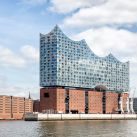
(0, 95, 33, 120)
(40, 87, 128, 114)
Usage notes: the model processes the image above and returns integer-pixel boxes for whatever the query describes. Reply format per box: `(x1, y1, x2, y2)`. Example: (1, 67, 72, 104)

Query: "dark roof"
(95, 85, 108, 91)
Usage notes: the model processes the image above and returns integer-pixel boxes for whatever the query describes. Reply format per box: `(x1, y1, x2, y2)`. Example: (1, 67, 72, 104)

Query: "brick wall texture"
(0, 96, 33, 120)
(40, 87, 129, 114)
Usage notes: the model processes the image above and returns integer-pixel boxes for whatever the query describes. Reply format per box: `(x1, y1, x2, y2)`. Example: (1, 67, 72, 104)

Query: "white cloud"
(21, 45, 39, 62)
(62, 0, 137, 27)
(49, 0, 106, 14)
(49, 0, 89, 14)
(73, 27, 137, 58)
(73, 27, 137, 92)
(0, 46, 26, 68)
(0, 73, 39, 99)
(0, 85, 39, 99)
(0, 45, 39, 68)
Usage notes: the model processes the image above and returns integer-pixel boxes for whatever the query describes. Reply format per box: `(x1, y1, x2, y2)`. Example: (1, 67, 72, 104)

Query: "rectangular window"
(44, 93, 49, 98)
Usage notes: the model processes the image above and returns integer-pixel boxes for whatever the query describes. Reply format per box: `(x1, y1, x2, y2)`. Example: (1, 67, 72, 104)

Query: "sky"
(0, 0, 137, 99)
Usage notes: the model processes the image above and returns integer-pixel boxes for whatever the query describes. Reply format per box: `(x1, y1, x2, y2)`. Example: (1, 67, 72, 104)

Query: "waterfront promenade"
(25, 113, 137, 121)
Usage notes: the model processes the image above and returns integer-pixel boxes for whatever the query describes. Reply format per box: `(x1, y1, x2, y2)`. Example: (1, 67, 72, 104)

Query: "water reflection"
(0, 120, 137, 137)
(38, 120, 137, 137)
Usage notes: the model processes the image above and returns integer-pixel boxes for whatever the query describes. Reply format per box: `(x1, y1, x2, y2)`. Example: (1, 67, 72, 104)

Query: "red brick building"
(0, 95, 33, 120)
(105, 92, 119, 114)
(40, 88, 65, 113)
(40, 87, 129, 114)
(0, 96, 12, 119)
(88, 91, 103, 114)
(121, 92, 129, 112)
(69, 89, 85, 113)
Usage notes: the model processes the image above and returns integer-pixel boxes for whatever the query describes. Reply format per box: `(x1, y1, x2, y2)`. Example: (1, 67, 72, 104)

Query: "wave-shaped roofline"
(42, 25, 129, 64)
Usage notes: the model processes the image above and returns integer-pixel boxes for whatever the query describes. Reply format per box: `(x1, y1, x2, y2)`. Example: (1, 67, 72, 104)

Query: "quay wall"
(25, 113, 137, 121)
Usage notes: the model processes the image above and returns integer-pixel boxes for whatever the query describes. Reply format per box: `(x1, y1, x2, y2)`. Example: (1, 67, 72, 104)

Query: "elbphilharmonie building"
(39, 25, 130, 114)
(40, 25, 129, 92)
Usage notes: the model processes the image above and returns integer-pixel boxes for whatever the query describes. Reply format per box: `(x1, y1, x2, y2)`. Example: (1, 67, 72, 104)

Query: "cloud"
(49, 0, 90, 14)
(49, 0, 105, 14)
(0, 74, 39, 99)
(73, 27, 137, 91)
(73, 27, 137, 58)
(0, 75, 8, 88)
(0, 46, 26, 68)
(21, 45, 39, 62)
(0, 85, 39, 99)
(0, 45, 39, 68)
(0, 45, 39, 99)
(62, 0, 137, 27)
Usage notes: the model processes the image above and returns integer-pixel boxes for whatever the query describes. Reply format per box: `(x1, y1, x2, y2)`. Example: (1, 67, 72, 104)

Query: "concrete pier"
(24, 113, 137, 121)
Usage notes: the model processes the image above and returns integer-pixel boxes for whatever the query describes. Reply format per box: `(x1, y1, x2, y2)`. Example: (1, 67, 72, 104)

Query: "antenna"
(28, 92, 31, 99)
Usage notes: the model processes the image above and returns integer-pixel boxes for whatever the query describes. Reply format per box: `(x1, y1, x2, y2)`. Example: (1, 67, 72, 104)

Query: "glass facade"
(40, 25, 129, 92)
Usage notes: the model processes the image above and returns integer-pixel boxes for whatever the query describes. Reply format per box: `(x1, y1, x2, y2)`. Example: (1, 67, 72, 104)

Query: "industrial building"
(0, 95, 33, 119)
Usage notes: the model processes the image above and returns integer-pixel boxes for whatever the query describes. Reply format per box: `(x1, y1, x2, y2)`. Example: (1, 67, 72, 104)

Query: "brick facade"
(56, 88, 66, 113)
(88, 91, 103, 114)
(0, 96, 11, 119)
(69, 89, 85, 113)
(105, 92, 119, 114)
(40, 87, 129, 114)
(121, 92, 129, 112)
(0, 95, 33, 120)
(40, 88, 57, 112)
(40, 88, 66, 113)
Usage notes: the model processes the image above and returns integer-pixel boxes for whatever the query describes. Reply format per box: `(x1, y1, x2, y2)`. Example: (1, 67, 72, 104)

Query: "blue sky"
(0, 0, 137, 99)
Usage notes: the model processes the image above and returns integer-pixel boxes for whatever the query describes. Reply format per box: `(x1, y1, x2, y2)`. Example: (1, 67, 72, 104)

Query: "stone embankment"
(24, 113, 137, 121)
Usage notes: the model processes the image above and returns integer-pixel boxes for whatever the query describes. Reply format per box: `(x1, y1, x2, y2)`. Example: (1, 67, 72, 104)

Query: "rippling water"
(0, 120, 137, 137)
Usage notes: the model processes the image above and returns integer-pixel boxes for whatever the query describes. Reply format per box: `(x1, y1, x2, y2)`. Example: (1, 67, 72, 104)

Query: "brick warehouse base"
(40, 87, 129, 114)
(40, 88, 66, 113)
(88, 91, 103, 114)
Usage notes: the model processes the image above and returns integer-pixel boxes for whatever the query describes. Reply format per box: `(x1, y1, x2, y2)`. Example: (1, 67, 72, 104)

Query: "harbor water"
(0, 120, 137, 137)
